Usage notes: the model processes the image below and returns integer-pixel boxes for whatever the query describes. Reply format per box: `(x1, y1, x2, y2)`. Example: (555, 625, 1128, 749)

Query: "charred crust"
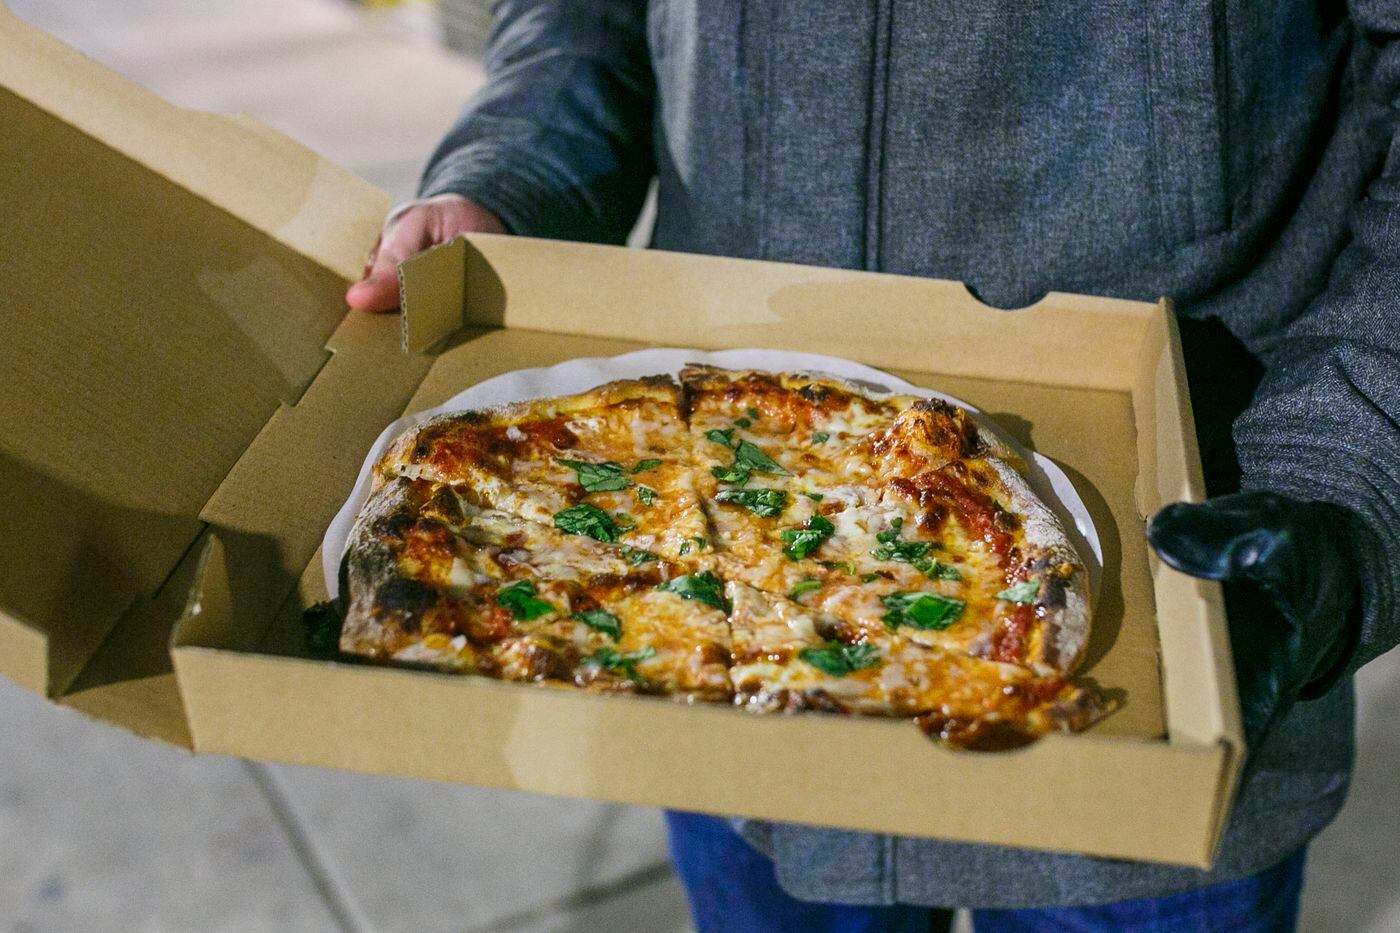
(801, 690, 850, 714)
(1022, 552, 1072, 610)
(422, 486, 468, 526)
(916, 712, 1039, 751)
(637, 373, 678, 391)
(515, 641, 574, 682)
(737, 687, 848, 715)
(910, 398, 982, 458)
(1039, 576, 1068, 611)
(374, 510, 417, 538)
(376, 577, 438, 618)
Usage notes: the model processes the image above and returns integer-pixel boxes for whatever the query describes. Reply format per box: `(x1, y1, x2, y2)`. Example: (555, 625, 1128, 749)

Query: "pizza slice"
(853, 401, 1090, 675)
(681, 365, 1089, 676)
(726, 580, 1099, 748)
(375, 376, 711, 562)
(340, 477, 731, 700)
(679, 364, 916, 588)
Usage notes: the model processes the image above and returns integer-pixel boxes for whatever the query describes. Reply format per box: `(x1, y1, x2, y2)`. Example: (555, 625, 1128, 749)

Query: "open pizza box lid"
(0, 6, 1245, 867)
(0, 3, 402, 733)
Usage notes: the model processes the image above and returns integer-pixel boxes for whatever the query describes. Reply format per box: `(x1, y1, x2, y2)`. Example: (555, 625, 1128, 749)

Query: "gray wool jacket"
(421, 0, 1400, 909)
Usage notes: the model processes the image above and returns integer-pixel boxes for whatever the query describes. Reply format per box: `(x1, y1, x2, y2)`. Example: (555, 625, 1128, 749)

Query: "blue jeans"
(664, 812, 1306, 933)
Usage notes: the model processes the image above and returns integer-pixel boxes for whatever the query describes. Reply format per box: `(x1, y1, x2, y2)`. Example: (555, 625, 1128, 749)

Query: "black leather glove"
(1147, 491, 1362, 750)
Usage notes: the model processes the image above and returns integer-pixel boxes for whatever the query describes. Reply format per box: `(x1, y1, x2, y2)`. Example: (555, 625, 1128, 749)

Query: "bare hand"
(345, 194, 506, 313)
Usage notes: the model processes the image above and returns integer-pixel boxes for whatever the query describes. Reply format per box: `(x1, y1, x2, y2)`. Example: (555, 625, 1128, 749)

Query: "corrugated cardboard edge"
(1133, 301, 1244, 862)
(400, 237, 467, 352)
(0, 3, 388, 283)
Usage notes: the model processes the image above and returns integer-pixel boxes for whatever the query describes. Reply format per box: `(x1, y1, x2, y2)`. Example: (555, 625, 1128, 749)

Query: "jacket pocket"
(1144, 1, 1232, 245)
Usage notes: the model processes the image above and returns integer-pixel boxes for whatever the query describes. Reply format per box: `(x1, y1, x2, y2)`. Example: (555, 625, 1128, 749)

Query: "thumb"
(1146, 493, 1285, 582)
(346, 207, 433, 313)
(345, 265, 402, 314)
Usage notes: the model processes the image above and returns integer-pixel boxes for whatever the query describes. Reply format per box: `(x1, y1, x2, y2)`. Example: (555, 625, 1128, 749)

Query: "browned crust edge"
(981, 457, 1092, 676)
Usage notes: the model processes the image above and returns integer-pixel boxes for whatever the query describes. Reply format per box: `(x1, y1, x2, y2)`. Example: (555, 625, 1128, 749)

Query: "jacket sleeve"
(1231, 8, 1400, 673)
(419, 1, 654, 243)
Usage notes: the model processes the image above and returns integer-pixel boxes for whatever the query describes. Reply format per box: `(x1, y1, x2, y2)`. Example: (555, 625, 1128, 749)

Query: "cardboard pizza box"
(0, 5, 1243, 867)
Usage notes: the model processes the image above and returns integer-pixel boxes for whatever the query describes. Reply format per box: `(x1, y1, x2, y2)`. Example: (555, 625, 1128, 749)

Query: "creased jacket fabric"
(422, 0, 1400, 908)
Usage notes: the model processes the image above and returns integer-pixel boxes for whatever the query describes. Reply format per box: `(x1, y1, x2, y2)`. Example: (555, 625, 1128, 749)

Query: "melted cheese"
(354, 368, 1085, 744)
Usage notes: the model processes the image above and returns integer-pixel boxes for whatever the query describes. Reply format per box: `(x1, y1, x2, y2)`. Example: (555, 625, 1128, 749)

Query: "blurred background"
(2, 1, 1397, 931)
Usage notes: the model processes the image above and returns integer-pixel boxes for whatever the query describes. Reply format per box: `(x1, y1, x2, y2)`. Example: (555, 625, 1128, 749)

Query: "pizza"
(336, 365, 1107, 749)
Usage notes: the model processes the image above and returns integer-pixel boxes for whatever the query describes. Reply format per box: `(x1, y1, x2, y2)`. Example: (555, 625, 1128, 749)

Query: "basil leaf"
(780, 514, 835, 561)
(811, 432, 829, 445)
(799, 641, 880, 676)
(586, 645, 656, 679)
(636, 486, 657, 506)
(631, 458, 662, 474)
(861, 572, 882, 583)
(303, 601, 342, 659)
(678, 536, 708, 557)
(715, 487, 789, 518)
(872, 518, 945, 570)
(880, 591, 965, 631)
(997, 580, 1040, 604)
(788, 578, 823, 601)
(496, 580, 555, 621)
(733, 417, 752, 429)
(574, 608, 621, 640)
(558, 458, 632, 493)
(554, 503, 623, 542)
(656, 571, 730, 612)
(875, 518, 904, 545)
(802, 491, 824, 502)
(733, 440, 791, 476)
(922, 560, 962, 581)
(873, 539, 934, 563)
(620, 546, 659, 565)
(706, 428, 736, 447)
(711, 462, 751, 484)
(746, 407, 760, 419)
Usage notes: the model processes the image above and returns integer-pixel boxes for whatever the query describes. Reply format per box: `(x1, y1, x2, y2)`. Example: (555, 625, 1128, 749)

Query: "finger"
(1146, 498, 1279, 581)
(346, 211, 430, 313)
(345, 268, 403, 313)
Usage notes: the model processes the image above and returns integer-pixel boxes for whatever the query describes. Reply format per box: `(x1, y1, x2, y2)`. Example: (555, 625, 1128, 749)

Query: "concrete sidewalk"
(3, 1, 1398, 931)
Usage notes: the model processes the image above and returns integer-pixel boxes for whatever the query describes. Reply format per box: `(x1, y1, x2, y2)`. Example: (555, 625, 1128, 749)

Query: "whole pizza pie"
(337, 365, 1107, 749)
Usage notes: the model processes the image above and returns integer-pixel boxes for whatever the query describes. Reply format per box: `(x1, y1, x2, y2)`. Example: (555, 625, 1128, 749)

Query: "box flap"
(399, 233, 1158, 388)
(0, 6, 389, 702)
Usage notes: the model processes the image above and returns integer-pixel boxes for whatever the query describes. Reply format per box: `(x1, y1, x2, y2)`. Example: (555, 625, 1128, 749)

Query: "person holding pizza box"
(347, 3, 1397, 929)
